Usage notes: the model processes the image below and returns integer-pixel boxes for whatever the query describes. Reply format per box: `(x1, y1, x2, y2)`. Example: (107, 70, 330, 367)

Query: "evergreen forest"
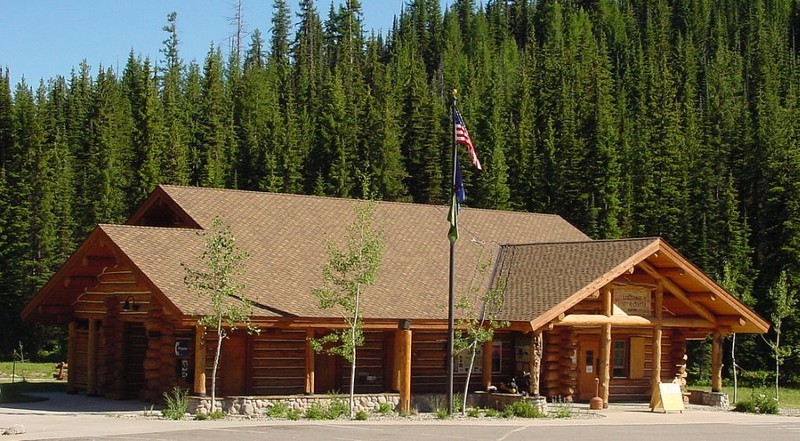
(1, 0, 799, 386)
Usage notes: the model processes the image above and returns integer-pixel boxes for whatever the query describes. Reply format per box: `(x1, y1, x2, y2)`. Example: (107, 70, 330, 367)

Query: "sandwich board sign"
(650, 382, 685, 413)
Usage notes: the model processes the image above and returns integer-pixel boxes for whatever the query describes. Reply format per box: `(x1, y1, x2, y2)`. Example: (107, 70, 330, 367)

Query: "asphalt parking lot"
(2, 393, 799, 441)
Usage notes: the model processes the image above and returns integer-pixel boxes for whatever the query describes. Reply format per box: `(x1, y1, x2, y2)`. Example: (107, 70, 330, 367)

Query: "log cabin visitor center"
(22, 185, 768, 414)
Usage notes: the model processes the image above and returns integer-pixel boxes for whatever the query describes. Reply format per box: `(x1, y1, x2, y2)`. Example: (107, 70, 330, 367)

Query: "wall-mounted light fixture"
(122, 296, 139, 311)
(399, 319, 411, 330)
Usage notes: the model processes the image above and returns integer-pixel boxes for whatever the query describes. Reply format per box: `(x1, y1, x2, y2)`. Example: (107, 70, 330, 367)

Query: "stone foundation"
(188, 393, 400, 416)
(688, 390, 729, 408)
(468, 392, 549, 413)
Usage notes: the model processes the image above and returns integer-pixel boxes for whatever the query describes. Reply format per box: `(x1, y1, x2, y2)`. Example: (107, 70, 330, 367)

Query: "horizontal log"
(251, 357, 306, 369)
(553, 314, 715, 328)
(98, 271, 137, 284)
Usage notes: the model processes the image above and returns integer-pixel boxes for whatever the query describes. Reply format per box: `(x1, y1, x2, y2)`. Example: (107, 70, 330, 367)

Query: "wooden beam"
(193, 326, 206, 396)
(612, 273, 659, 286)
(530, 331, 543, 397)
(600, 322, 611, 407)
(87, 318, 97, 396)
(639, 261, 717, 324)
(67, 321, 76, 393)
(687, 292, 717, 302)
(602, 285, 612, 408)
(398, 329, 412, 414)
(81, 255, 117, 268)
(718, 316, 746, 327)
(652, 283, 663, 393)
(660, 268, 686, 278)
(482, 340, 493, 390)
(305, 328, 315, 395)
(553, 314, 715, 328)
(711, 331, 723, 392)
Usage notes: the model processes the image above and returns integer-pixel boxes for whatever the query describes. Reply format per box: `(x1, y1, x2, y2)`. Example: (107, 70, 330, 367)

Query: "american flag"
(454, 107, 482, 170)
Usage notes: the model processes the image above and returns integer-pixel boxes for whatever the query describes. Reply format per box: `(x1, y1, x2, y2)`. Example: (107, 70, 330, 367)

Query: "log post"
(711, 331, 723, 392)
(67, 321, 77, 393)
(193, 325, 206, 396)
(652, 284, 663, 394)
(392, 331, 401, 392)
(398, 328, 412, 414)
(305, 328, 315, 395)
(482, 339, 493, 389)
(87, 318, 97, 396)
(600, 286, 612, 407)
(530, 330, 543, 396)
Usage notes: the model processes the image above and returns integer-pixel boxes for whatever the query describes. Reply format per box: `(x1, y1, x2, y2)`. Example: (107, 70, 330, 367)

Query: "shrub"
(452, 393, 464, 414)
(208, 410, 226, 420)
(467, 407, 482, 418)
(194, 412, 209, 421)
(304, 402, 327, 420)
(327, 398, 349, 419)
(734, 391, 780, 415)
(285, 408, 301, 420)
(484, 407, 500, 418)
(434, 407, 451, 419)
(354, 410, 368, 420)
(505, 400, 545, 418)
(266, 402, 289, 418)
(161, 387, 188, 420)
(377, 401, 394, 415)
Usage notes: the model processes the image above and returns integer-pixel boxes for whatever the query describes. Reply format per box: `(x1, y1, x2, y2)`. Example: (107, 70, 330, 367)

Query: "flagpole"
(447, 90, 458, 415)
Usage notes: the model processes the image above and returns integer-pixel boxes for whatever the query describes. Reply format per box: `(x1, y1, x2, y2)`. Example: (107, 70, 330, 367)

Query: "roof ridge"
(158, 184, 569, 219)
(99, 223, 202, 232)
(504, 237, 660, 247)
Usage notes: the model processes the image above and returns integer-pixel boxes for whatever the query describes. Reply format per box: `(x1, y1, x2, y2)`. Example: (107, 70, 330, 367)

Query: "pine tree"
(161, 11, 190, 185)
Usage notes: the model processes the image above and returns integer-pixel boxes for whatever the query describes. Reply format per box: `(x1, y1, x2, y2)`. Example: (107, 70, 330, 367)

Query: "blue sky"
(1, 0, 415, 88)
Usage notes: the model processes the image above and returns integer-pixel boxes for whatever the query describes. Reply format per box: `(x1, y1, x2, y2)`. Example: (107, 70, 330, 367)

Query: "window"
(613, 340, 628, 377)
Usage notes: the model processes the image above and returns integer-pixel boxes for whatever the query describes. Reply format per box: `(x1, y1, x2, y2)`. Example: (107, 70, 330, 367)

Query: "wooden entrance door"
(577, 334, 600, 401)
(219, 332, 247, 396)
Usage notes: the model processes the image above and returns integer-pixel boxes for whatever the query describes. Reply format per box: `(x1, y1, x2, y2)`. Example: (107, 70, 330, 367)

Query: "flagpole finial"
(452, 89, 458, 99)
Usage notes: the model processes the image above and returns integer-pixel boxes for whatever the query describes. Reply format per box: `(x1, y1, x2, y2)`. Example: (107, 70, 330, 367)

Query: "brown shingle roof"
(493, 238, 660, 323)
(119, 185, 590, 320)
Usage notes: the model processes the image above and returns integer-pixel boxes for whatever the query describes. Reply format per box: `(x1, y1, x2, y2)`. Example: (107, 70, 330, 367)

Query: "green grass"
(0, 381, 67, 404)
(691, 385, 800, 409)
(0, 361, 59, 380)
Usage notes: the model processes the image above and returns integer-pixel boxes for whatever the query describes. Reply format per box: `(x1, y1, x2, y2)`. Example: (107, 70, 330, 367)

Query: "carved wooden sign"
(613, 286, 652, 317)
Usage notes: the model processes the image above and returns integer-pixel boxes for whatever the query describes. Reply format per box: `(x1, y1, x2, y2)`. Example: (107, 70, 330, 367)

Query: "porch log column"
(392, 331, 401, 392)
(652, 284, 663, 393)
(193, 326, 206, 396)
(600, 286, 612, 407)
(711, 331, 723, 392)
(530, 330, 543, 396)
(87, 318, 97, 396)
(67, 321, 77, 393)
(482, 340, 493, 389)
(398, 328, 412, 414)
(305, 328, 315, 395)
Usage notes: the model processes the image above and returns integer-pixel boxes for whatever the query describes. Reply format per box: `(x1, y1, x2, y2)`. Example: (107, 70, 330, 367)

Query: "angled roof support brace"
(638, 261, 717, 325)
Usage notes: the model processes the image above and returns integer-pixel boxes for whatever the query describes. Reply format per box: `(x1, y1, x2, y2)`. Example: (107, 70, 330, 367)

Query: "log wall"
(249, 328, 306, 395)
(542, 329, 577, 400)
(143, 300, 178, 402)
(410, 331, 514, 394)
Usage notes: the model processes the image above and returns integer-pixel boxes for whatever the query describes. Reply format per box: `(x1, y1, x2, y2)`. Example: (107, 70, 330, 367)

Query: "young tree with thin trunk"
(764, 270, 796, 401)
(453, 256, 508, 415)
(311, 200, 383, 418)
(183, 216, 259, 411)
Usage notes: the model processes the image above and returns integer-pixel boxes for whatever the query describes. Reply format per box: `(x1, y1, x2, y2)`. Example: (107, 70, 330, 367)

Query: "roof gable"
(493, 238, 769, 333)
